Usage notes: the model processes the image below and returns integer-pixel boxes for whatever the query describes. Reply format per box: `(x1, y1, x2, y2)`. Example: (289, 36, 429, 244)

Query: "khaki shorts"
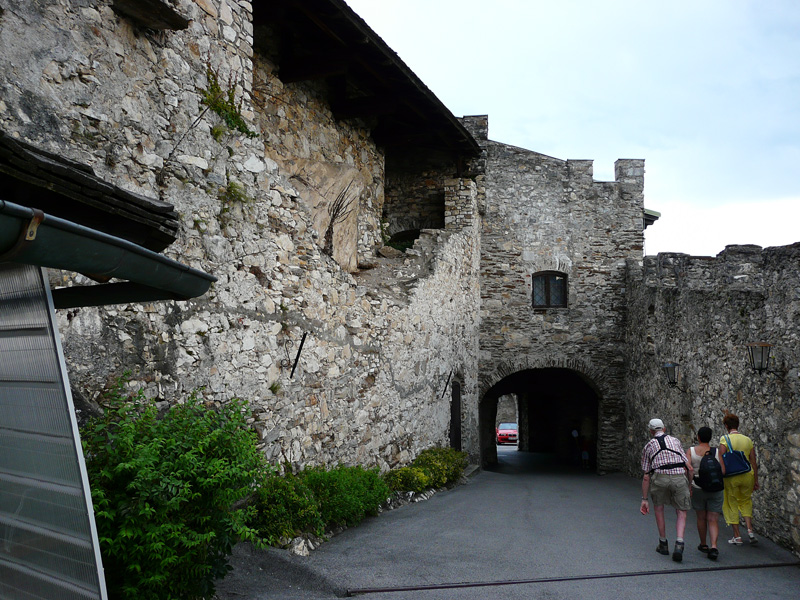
(650, 472, 691, 510)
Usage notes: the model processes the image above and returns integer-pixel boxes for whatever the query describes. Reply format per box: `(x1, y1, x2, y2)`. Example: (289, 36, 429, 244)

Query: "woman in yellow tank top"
(719, 413, 759, 545)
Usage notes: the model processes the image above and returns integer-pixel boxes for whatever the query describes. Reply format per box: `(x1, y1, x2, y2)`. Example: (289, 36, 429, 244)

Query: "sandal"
(708, 547, 719, 560)
(697, 544, 709, 553)
(728, 536, 743, 545)
(748, 530, 758, 545)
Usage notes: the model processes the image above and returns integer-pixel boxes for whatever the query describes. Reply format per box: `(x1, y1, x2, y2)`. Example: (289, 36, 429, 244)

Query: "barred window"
(532, 271, 567, 308)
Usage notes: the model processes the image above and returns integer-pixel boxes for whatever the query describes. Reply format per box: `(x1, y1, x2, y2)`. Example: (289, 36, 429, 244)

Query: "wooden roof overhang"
(0, 132, 216, 308)
(252, 0, 480, 167)
(0, 131, 179, 252)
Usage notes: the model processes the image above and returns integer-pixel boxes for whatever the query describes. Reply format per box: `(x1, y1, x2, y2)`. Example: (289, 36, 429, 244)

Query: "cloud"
(644, 197, 800, 256)
(345, 0, 800, 254)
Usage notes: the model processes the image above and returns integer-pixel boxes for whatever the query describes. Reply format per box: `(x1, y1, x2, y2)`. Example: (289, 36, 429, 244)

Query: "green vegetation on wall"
(200, 65, 258, 139)
(218, 180, 251, 206)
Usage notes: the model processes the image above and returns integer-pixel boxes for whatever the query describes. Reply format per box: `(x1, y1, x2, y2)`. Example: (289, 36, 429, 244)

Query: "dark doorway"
(449, 380, 462, 451)
(480, 368, 599, 470)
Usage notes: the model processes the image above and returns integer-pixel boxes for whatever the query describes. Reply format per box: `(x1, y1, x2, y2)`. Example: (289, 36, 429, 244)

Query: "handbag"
(722, 434, 752, 477)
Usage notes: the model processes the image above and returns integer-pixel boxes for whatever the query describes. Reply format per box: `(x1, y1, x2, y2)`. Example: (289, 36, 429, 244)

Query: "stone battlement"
(636, 243, 800, 290)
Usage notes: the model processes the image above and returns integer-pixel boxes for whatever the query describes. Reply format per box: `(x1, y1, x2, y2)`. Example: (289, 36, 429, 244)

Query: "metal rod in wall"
(290, 332, 307, 379)
(440, 370, 452, 398)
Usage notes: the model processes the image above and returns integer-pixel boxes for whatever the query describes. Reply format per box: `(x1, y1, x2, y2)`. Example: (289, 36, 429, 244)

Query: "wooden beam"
(279, 54, 349, 83)
(332, 96, 399, 119)
(111, 0, 189, 30)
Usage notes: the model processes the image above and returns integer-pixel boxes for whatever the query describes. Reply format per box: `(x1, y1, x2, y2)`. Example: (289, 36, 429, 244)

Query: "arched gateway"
(478, 359, 624, 474)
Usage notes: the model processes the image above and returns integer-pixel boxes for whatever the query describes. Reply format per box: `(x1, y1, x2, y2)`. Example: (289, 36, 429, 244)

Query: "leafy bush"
(249, 471, 324, 545)
(384, 447, 469, 493)
(383, 466, 431, 493)
(81, 380, 264, 600)
(299, 465, 389, 529)
(414, 447, 468, 487)
(218, 180, 251, 206)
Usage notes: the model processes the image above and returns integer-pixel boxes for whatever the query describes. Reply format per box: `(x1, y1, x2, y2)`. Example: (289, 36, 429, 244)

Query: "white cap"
(648, 418, 664, 431)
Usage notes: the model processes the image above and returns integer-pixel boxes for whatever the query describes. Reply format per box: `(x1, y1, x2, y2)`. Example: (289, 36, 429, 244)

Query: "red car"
(496, 422, 518, 445)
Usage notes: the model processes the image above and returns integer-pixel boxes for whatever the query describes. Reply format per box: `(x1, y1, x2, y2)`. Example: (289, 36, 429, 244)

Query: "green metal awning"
(0, 200, 216, 308)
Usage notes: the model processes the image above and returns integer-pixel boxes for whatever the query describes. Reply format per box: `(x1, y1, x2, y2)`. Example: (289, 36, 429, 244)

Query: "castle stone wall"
(625, 244, 800, 552)
(251, 42, 385, 271)
(0, 0, 481, 470)
(383, 169, 446, 237)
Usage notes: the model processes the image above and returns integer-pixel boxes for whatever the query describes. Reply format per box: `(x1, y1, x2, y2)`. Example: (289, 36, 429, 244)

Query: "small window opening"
(532, 271, 567, 308)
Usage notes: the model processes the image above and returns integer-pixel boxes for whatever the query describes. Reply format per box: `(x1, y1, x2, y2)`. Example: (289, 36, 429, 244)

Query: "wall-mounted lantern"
(662, 362, 681, 388)
(746, 342, 772, 374)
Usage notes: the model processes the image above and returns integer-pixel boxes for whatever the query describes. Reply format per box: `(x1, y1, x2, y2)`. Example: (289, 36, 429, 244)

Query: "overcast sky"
(345, 0, 800, 256)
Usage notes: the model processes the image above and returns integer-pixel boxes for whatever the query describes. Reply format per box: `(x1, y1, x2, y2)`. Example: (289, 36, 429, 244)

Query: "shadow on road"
(485, 445, 593, 476)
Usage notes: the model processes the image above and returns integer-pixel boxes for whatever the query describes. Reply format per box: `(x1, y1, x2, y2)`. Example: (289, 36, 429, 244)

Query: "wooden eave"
(252, 0, 480, 162)
(111, 0, 190, 30)
(0, 132, 179, 252)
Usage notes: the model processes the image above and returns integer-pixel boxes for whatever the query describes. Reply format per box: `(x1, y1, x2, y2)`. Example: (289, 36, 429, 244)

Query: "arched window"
(532, 271, 567, 308)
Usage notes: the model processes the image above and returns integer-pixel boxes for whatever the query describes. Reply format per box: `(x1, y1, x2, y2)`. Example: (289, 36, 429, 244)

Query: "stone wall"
(250, 37, 385, 272)
(383, 169, 446, 239)
(476, 116, 646, 471)
(0, 0, 482, 469)
(496, 394, 517, 427)
(625, 244, 800, 553)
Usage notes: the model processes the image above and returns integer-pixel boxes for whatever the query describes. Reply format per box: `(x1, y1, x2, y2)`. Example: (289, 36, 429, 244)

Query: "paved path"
(216, 446, 800, 599)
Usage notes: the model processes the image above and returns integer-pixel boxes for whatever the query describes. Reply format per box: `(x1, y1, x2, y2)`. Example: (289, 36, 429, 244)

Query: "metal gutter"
(0, 200, 216, 308)
(643, 208, 661, 230)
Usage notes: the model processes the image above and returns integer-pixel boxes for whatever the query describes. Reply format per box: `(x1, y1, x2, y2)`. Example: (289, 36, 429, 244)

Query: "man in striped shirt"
(640, 418, 693, 562)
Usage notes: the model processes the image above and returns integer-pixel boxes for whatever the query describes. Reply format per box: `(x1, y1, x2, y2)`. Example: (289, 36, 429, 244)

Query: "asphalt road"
(216, 445, 800, 599)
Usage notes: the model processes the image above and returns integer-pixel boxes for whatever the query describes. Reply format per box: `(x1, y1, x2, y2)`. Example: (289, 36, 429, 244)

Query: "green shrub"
(81, 380, 263, 600)
(413, 447, 468, 487)
(383, 466, 431, 493)
(218, 180, 251, 206)
(299, 465, 389, 529)
(249, 472, 324, 545)
(383, 447, 468, 493)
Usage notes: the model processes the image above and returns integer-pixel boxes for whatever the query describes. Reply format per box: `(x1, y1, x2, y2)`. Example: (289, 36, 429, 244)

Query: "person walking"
(640, 418, 693, 562)
(719, 413, 759, 545)
(689, 426, 725, 560)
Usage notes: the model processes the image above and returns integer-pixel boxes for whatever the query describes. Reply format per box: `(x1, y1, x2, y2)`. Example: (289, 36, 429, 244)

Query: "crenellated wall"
(476, 113, 646, 472)
(3, 0, 799, 558)
(625, 244, 800, 552)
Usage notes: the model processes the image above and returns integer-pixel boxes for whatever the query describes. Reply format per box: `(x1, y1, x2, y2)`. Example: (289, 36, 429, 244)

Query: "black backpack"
(694, 447, 725, 492)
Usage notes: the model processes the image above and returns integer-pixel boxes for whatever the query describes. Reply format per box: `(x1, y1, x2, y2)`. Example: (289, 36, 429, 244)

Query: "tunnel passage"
(480, 368, 600, 470)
